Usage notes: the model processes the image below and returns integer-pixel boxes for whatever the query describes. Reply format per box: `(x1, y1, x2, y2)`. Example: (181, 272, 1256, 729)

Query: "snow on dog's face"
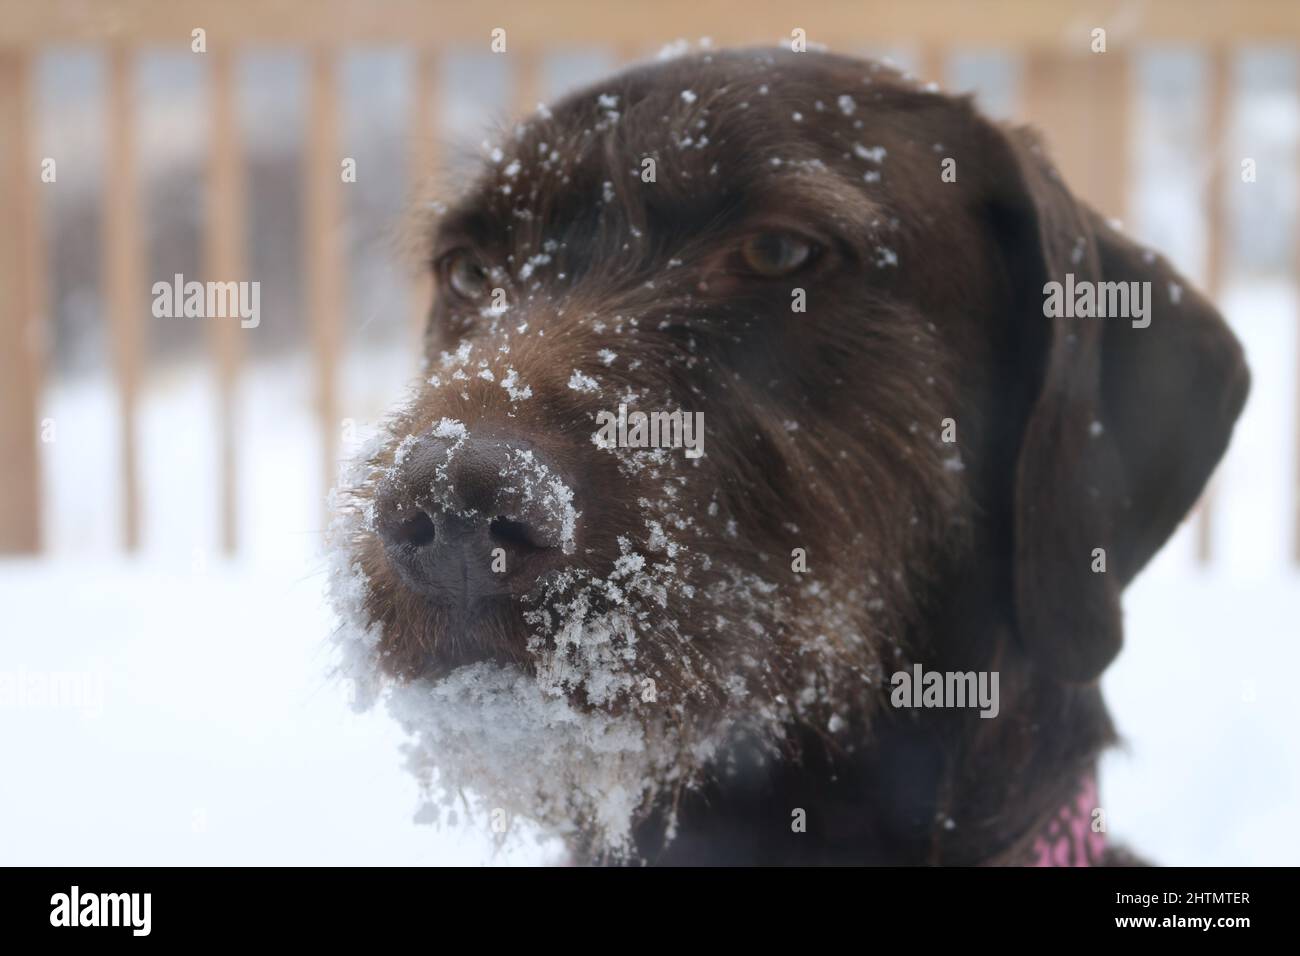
(330, 49, 976, 858)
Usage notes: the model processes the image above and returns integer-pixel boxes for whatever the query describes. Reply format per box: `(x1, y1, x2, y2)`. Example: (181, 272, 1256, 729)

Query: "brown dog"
(329, 48, 1249, 864)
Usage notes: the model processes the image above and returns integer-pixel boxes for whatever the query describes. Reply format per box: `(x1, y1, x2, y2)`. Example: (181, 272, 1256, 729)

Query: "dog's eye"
(441, 250, 490, 301)
(737, 232, 815, 277)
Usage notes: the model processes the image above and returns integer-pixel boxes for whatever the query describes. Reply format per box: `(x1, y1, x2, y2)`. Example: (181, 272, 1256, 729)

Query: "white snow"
(567, 370, 600, 393)
(499, 367, 533, 401)
(854, 143, 887, 163)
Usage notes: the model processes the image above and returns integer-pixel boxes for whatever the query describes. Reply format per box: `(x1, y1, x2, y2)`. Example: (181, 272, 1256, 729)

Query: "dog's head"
(330, 48, 1248, 856)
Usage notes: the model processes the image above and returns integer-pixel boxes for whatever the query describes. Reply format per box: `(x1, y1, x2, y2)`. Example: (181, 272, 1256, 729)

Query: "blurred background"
(1, 0, 1297, 865)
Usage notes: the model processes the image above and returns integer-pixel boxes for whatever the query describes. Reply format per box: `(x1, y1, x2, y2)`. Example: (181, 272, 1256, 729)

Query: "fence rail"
(4, 0, 1300, 46)
(0, 0, 1297, 562)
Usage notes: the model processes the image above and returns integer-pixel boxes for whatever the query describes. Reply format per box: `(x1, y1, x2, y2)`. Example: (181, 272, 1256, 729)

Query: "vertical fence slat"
(919, 45, 947, 90)
(513, 49, 543, 120)
(1196, 47, 1232, 564)
(106, 46, 143, 552)
(409, 49, 437, 350)
(1023, 52, 1088, 189)
(0, 50, 41, 554)
(1092, 51, 1130, 227)
(306, 49, 342, 511)
(206, 47, 243, 555)
(614, 42, 642, 67)
(1024, 50, 1129, 222)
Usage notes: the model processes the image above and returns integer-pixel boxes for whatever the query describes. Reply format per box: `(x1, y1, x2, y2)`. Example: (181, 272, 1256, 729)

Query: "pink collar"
(1027, 774, 1107, 866)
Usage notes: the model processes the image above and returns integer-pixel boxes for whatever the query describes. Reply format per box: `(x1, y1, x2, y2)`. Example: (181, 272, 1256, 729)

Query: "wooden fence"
(1, 0, 1298, 560)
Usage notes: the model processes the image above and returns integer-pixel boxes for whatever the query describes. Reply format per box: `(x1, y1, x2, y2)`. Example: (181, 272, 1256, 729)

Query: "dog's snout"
(374, 432, 570, 612)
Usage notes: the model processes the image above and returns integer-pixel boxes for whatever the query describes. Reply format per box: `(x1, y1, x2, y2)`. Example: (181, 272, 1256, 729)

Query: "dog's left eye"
(736, 232, 816, 277)
(440, 250, 490, 301)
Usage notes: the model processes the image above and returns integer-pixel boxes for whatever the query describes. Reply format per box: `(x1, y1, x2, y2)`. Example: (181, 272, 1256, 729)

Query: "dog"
(329, 47, 1249, 865)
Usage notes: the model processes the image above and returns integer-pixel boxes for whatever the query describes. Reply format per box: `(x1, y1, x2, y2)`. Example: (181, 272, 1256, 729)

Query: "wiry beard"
(329, 438, 817, 857)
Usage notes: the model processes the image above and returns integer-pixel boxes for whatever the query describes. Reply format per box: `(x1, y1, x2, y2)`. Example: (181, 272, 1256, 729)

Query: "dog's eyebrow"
(430, 206, 491, 255)
(745, 168, 884, 246)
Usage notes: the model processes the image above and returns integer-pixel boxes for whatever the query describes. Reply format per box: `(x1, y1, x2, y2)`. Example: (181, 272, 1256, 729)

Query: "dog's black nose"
(374, 431, 574, 611)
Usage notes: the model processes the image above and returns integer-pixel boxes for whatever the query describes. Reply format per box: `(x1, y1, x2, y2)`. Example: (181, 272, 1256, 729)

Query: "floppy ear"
(993, 127, 1250, 684)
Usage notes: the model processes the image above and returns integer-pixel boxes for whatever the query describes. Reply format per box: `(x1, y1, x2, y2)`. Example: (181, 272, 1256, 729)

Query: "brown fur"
(335, 48, 1249, 864)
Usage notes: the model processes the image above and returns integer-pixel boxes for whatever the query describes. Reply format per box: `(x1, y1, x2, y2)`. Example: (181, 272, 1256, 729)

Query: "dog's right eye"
(736, 232, 817, 278)
(440, 250, 490, 301)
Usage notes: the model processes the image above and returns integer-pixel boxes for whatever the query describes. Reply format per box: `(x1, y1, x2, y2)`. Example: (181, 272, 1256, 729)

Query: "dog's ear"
(989, 127, 1249, 684)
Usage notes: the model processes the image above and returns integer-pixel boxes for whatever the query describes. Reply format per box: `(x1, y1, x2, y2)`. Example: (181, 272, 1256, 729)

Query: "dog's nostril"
(489, 516, 550, 552)
(393, 511, 436, 549)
